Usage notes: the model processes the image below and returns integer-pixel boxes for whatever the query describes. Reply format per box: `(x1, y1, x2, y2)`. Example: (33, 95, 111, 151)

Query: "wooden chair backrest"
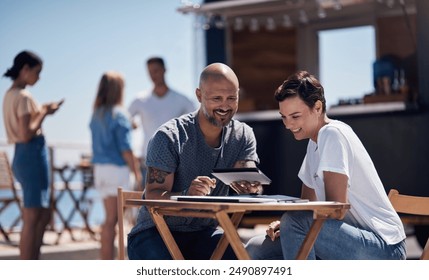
(0, 151, 22, 243)
(388, 189, 429, 260)
(0, 151, 15, 191)
(117, 187, 144, 260)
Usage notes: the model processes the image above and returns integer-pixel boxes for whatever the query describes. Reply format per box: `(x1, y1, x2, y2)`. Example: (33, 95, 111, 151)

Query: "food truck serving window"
(319, 25, 376, 109)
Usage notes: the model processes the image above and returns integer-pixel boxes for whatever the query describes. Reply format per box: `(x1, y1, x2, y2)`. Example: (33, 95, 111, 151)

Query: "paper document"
(211, 167, 272, 185)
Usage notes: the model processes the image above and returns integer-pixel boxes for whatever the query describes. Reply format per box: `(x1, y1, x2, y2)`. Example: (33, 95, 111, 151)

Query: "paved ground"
(0, 224, 423, 260)
(0, 227, 101, 260)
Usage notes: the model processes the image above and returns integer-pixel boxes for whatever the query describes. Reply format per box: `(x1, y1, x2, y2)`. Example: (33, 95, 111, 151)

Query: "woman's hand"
(266, 220, 281, 241)
(43, 99, 64, 115)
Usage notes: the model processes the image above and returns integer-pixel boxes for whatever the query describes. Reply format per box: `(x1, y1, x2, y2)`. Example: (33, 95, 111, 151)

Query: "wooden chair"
(117, 187, 144, 260)
(0, 151, 22, 243)
(388, 189, 429, 260)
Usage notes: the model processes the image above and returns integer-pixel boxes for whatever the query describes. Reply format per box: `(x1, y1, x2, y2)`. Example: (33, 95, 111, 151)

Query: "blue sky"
(0, 0, 201, 152)
(1, 0, 376, 164)
(319, 25, 375, 108)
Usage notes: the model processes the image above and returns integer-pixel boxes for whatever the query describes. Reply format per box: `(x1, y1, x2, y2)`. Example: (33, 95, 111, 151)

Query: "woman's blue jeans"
(245, 211, 406, 260)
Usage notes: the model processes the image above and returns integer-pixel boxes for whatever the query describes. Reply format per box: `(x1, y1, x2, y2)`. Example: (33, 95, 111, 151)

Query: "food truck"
(178, 0, 429, 247)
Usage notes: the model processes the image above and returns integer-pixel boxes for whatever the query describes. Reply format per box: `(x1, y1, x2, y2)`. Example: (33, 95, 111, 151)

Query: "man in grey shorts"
(127, 62, 263, 260)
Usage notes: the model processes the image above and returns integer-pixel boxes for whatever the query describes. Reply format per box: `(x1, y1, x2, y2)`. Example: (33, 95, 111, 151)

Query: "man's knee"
(127, 228, 172, 260)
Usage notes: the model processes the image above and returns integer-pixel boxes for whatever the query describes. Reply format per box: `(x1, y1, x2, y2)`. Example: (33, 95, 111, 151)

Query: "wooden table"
(127, 199, 350, 260)
(50, 162, 97, 243)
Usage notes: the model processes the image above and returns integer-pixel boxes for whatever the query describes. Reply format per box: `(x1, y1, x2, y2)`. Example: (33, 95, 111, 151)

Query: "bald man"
(127, 63, 263, 260)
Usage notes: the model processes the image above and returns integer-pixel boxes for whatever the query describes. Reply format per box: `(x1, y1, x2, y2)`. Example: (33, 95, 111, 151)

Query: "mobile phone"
(57, 98, 65, 106)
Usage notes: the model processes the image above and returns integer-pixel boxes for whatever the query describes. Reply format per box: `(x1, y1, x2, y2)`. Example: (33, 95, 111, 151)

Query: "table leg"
(78, 186, 98, 240)
(51, 166, 98, 243)
(52, 168, 78, 244)
(64, 184, 98, 240)
(211, 212, 245, 260)
(77, 166, 98, 240)
(215, 211, 250, 260)
(149, 208, 184, 260)
(295, 215, 327, 260)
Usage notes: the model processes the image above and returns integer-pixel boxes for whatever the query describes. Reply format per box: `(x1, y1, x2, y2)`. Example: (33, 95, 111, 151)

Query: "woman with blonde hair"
(90, 71, 142, 259)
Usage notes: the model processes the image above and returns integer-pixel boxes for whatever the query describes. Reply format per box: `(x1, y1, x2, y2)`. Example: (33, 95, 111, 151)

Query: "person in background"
(2, 50, 64, 259)
(245, 70, 406, 260)
(127, 63, 263, 260)
(90, 71, 142, 260)
(128, 57, 195, 186)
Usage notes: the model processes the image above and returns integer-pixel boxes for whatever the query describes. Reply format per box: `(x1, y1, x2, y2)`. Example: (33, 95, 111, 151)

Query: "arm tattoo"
(147, 167, 171, 184)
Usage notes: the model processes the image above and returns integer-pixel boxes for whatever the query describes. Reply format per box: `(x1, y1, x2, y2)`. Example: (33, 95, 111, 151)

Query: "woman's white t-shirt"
(298, 120, 405, 244)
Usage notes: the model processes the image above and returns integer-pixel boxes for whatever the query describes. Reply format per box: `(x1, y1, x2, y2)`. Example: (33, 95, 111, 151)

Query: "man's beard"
(202, 106, 231, 127)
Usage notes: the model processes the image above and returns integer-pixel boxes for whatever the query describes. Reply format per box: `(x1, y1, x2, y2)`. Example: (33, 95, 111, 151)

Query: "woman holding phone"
(2, 50, 64, 259)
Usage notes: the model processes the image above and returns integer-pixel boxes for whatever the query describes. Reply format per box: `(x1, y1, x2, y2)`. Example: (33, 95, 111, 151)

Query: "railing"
(0, 140, 101, 243)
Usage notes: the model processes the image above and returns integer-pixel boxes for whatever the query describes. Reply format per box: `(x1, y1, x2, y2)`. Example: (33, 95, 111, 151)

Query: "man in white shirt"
(128, 57, 196, 186)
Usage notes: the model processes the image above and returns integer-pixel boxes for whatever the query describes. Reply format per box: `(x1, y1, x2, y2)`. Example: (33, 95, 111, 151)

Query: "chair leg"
(117, 188, 125, 260)
(0, 223, 11, 242)
(0, 200, 18, 243)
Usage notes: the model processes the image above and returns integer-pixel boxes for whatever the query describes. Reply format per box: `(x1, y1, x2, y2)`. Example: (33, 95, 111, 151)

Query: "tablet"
(211, 167, 272, 185)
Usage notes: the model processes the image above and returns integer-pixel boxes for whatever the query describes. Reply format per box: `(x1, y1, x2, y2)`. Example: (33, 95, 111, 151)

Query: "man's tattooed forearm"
(147, 167, 171, 184)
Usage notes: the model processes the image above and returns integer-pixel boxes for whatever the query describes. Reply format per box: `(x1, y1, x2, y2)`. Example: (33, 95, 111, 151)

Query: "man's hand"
(230, 180, 262, 194)
(187, 176, 216, 196)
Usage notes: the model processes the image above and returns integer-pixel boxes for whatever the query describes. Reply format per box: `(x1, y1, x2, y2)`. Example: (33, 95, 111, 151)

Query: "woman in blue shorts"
(2, 50, 64, 259)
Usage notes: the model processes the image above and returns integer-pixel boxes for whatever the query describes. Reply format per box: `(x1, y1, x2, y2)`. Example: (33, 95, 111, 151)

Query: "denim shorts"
(12, 135, 50, 208)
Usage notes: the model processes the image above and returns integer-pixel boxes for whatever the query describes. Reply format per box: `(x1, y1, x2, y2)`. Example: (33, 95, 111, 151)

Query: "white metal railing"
(1, 139, 91, 166)
(1, 139, 102, 240)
